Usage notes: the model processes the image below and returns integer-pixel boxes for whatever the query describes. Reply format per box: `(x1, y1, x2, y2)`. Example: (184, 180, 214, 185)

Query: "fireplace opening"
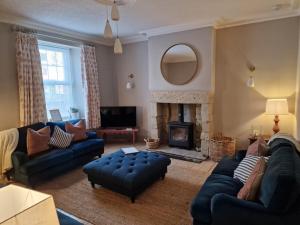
(168, 104, 194, 149)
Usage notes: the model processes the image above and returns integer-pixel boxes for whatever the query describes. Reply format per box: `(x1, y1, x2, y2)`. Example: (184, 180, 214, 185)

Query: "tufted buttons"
(116, 165, 121, 169)
(118, 160, 123, 163)
(131, 158, 136, 160)
(106, 162, 110, 165)
(143, 161, 148, 164)
(130, 163, 134, 166)
(108, 157, 112, 160)
(128, 169, 133, 173)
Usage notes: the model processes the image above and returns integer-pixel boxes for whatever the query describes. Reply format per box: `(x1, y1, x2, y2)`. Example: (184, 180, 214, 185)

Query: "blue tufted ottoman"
(83, 150, 171, 202)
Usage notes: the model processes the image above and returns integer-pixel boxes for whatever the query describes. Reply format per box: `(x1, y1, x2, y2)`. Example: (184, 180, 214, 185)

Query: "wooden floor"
(36, 143, 216, 225)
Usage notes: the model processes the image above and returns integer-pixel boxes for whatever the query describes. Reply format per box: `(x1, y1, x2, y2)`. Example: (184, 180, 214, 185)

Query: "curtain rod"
(36, 33, 83, 45)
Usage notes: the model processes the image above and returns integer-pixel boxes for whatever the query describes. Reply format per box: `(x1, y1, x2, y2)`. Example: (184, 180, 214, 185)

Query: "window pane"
(39, 44, 73, 120)
(40, 50, 47, 64)
(57, 67, 65, 81)
(42, 65, 49, 80)
(56, 52, 64, 66)
(48, 66, 57, 80)
(47, 50, 57, 65)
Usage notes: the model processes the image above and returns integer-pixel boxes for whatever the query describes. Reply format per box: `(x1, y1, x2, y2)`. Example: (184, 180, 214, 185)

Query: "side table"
(96, 128, 139, 144)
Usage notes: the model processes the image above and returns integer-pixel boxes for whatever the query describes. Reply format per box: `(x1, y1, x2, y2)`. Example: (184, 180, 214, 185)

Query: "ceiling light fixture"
(96, 0, 132, 54)
(104, 6, 113, 38)
(111, 0, 120, 21)
(114, 23, 123, 54)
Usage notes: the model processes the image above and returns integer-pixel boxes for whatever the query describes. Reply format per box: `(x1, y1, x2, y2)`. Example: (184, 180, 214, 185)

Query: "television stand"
(96, 128, 139, 144)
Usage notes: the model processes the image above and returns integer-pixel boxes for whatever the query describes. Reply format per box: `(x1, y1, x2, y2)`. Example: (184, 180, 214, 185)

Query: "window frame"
(38, 41, 74, 120)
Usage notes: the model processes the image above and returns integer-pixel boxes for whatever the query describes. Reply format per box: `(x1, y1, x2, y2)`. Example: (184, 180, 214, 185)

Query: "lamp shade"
(114, 37, 123, 54)
(0, 185, 59, 225)
(265, 99, 289, 115)
(104, 19, 113, 39)
(111, 2, 120, 21)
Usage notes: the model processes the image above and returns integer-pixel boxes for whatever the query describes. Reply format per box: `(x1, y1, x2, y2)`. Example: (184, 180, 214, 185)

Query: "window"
(39, 43, 73, 119)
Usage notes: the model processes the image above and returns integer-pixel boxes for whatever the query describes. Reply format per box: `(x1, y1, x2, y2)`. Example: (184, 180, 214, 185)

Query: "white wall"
(95, 44, 117, 106)
(214, 17, 299, 148)
(148, 27, 215, 91)
(113, 41, 149, 138)
(0, 23, 19, 130)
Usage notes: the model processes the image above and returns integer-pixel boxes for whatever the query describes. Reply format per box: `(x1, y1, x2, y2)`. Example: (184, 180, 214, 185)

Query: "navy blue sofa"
(11, 119, 104, 186)
(191, 138, 300, 225)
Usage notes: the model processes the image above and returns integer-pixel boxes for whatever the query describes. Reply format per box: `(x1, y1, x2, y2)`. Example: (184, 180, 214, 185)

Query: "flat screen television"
(100, 106, 136, 128)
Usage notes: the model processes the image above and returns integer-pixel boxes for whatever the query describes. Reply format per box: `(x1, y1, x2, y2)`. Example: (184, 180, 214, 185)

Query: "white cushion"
(49, 126, 73, 148)
(234, 155, 269, 184)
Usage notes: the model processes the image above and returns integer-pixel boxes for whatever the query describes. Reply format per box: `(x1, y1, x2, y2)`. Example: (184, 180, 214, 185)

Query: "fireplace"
(168, 122, 194, 149)
(150, 91, 213, 155)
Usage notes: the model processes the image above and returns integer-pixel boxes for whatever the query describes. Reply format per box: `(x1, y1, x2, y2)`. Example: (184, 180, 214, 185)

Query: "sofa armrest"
(235, 150, 247, 161)
(86, 131, 98, 139)
(12, 151, 29, 169)
(211, 193, 280, 225)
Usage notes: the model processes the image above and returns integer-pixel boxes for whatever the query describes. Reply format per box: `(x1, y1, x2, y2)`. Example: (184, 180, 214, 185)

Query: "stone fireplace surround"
(150, 91, 214, 155)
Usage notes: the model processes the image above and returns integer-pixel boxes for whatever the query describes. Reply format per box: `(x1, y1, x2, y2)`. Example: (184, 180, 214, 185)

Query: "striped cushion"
(234, 155, 269, 184)
(49, 126, 73, 148)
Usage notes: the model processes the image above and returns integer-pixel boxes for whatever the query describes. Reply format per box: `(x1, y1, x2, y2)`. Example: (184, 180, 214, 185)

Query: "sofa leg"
(91, 182, 95, 188)
(161, 174, 165, 180)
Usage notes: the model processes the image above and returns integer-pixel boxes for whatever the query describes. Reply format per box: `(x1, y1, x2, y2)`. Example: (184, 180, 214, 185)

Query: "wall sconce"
(126, 74, 135, 89)
(246, 62, 256, 88)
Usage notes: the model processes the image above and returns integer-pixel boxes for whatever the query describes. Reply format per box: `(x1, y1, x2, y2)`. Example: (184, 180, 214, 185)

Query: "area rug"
(37, 155, 216, 225)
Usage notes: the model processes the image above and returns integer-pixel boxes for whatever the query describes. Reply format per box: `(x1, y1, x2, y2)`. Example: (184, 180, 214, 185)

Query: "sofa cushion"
(49, 126, 74, 148)
(47, 119, 80, 134)
(212, 156, 239, 177)
(20, 149, 73, 175)
(259, 147, 298, 212)
(70, 139, 104, 157)
(238, 157, 267, 201)
(16, 122, 46, 153)
(190, 174, 243, 224)
(65, 120, 87, 142)
(234, 155, 269, 184)
(246, 136, 269, 156)
(27, 127, 50, 156)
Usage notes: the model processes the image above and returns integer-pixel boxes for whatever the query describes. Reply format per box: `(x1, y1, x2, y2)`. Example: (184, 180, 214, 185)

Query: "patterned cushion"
(65, 120, 87, 141)
(246, 136, 269, 156)
(49, 126, 73, 148)
(26, 126, 50, 156)
(234, 155, 269, 184)
(237, 157, 267, 201)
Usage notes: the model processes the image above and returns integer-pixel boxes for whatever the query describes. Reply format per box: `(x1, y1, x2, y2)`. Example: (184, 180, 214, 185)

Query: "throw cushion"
(65, 120, 87, 141)
(246, 136, 269, 156)
(234, 155, 269, 184)
(237, 157, 267, 201)
(26, 126, 50, 156)
(49, 126, 73, 148)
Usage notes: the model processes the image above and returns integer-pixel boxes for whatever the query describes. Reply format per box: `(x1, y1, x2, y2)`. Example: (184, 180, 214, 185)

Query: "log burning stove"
(168, 104, 194, 149)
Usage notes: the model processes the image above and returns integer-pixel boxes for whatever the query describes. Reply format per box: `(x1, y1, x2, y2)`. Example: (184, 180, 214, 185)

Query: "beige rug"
(37, 144, 216, 225)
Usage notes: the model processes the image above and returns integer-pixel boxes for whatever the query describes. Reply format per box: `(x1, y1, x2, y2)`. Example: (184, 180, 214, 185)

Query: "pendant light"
(104, 6, 113, 39)
(111, 0, 120, 21)
(114, 23, 123, 54)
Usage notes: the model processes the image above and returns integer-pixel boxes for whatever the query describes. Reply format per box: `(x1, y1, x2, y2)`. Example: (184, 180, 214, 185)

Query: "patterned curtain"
(81, 45, 101, 129)
(16, 32, 47, 126)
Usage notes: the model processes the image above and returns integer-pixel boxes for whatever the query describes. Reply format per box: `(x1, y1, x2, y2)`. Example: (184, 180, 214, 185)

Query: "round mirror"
(161, 44, 198, 85)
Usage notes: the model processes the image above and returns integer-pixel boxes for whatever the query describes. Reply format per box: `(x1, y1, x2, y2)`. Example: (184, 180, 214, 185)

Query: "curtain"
(81, 45, 101, 129)
(16, 32, 47, 126)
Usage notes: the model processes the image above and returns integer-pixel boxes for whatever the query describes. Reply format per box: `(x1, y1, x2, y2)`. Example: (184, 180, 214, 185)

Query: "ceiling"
(0, 0, 299, 44)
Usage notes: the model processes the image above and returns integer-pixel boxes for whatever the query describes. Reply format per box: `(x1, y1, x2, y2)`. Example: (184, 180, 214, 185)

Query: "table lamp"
(0, 184, 59, 225)
(265, 99, 289, 133)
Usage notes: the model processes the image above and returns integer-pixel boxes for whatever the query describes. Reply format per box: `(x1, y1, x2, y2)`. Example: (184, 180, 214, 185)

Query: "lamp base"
(272, 115, 280, 134)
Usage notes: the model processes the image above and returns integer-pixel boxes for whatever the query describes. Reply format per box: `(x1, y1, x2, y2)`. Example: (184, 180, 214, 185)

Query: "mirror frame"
(160, 43, 198, 85)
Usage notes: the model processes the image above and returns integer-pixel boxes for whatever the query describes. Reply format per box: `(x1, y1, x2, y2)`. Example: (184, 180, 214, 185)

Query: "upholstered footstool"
(83, 150, 171, 202)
